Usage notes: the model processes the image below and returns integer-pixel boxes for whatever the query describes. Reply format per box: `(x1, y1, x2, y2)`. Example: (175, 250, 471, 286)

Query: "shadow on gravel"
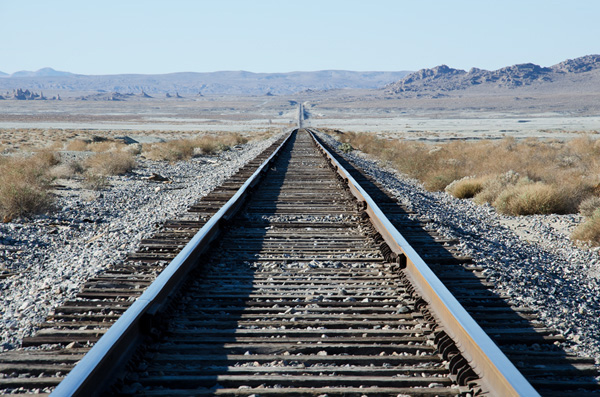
(313, 133, 600, 394)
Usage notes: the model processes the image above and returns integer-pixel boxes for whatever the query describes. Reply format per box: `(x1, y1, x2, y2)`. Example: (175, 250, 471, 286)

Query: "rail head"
(306, 128, 539, 397)
(51, 130, 295, 397)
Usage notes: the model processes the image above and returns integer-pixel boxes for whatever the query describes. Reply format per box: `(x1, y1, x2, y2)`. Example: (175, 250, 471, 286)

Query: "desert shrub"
(340, 142, 354, 153)
(446, 176, 489, 199)
(66, 139, 89, 151)
(143, 140, 194, 161)
(33, 149, 61, 167)
(49, 164, 75, 179)
(391, 142, 439, 181)
(223, 132, 248, 146)
(194, 138, 219, 155)
(125, 143, 143, 156)
(143, 133, 248, 161)
(572, 210, 600, 245)
(88, 140, 128, 153)
(85, 151, 136, 175)
(0, 156, 54, 219)
(493, 182, 571, 216)
(423, 170, 461, 191)
(578, 196, 600, 217)
(83, 173, 109, 190)
(49, 159, 87, 179)
(329, 129, 600, 215)
(69, 160, 86, 175)
(473, 171, 523, 205)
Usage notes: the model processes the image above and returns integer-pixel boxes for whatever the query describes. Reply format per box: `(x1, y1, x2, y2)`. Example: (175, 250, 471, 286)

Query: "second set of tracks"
(1, 129, 599, 396)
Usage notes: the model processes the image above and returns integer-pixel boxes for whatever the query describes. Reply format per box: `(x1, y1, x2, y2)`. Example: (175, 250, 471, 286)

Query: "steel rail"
(51, 130, 294, 397)
(307, 128, 540, 397)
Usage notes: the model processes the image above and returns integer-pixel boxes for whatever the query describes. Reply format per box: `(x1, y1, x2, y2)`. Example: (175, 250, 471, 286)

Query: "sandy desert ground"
(1, 95, 600, 148)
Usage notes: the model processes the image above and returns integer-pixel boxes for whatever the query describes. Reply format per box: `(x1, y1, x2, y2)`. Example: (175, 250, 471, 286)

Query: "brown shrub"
(193, 137, 219, 155)
(330, 130, 600, 215)
(85, 151, 136, 175)
(493, 182, 572, 215)
(143, 140, 194, 162)
(473, 171, 523, 205)
(0, 156, 54, 219)
(83, 173, 109, 190)
(88, 140, 128, 153)
(143, 133, 248, 162)
(572, 210, 600, 245)
(32, 149, 61, 168)
(66, 139, 89, 151)
(423, 170, 461, 191)
(446, 176, 489, 199)
(579, 196, 600, 217)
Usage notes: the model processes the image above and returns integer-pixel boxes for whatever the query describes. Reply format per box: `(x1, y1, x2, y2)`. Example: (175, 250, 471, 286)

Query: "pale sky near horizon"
(1, 0, 599, 75)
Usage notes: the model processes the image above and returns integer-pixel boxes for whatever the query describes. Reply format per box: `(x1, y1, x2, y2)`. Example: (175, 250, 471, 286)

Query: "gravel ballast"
(316, 131, 600, 363)
(0, 134, 282, 351)
(2, 129, 600, 367)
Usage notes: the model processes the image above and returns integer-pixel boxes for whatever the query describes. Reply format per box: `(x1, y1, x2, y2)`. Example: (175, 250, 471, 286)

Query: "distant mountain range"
(0, 68, 411, 96)
(385, 54, 600, 94)
(2, 54, 599, 99)
(6, 67, 74, 78)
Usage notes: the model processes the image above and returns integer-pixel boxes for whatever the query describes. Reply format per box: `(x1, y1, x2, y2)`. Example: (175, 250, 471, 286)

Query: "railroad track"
(1, 129, 599, 396)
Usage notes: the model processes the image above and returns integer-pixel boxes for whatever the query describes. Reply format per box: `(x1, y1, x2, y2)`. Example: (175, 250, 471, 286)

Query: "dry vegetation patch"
(66, 139, 89, 151)
(572, 210, 600, 245)
(0, 153, 56, 220)
(326, 129, 600, 244)
(493, 182, 572, 215)
(142, 133, 248, 162)
(0, 128, 267, 221)
(445, 176, 488, 199)
(573, 197, 600, 245)
(84, 151, 136, 176)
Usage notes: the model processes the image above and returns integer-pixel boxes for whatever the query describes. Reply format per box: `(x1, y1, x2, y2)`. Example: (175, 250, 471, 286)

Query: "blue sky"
(1, 0, 599, 75)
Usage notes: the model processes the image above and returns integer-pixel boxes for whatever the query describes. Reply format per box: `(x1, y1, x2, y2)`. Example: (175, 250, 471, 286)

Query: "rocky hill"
(0, 69, 410, 96)
(385, 54, 600, 94)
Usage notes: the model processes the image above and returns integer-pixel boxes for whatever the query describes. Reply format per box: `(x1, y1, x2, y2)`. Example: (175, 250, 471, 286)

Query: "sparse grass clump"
(83, 173, 109, 190)
(493, 182, 572, 215)
(473, 171, 524, 205)
(143, 133, 249, 162)
(0, 156, 54, 220)
(34, 149, 61, 167)
(88, 140, 128, 153)
(572, 210, 600, 245)
(66, 139, 90, 151)
(85, 151, 136, 175)
(578, 196, 600, 217)
(144, 140, 195, 162)
(193, 138, 220, 156)
(446, 176, 489, 199)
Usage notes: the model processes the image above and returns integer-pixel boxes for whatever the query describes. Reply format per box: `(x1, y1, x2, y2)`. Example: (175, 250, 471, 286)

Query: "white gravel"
(317, 131, 600, 363)
(0, 133, 283, 351)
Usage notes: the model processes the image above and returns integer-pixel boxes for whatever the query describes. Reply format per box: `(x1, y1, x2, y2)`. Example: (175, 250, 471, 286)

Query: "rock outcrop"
(385, 54, 600, 94)
(11, 88, 46, 100)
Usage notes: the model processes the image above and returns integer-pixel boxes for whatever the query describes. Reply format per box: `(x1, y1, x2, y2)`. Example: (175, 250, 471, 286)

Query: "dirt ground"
(1, 95, 600, 150)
